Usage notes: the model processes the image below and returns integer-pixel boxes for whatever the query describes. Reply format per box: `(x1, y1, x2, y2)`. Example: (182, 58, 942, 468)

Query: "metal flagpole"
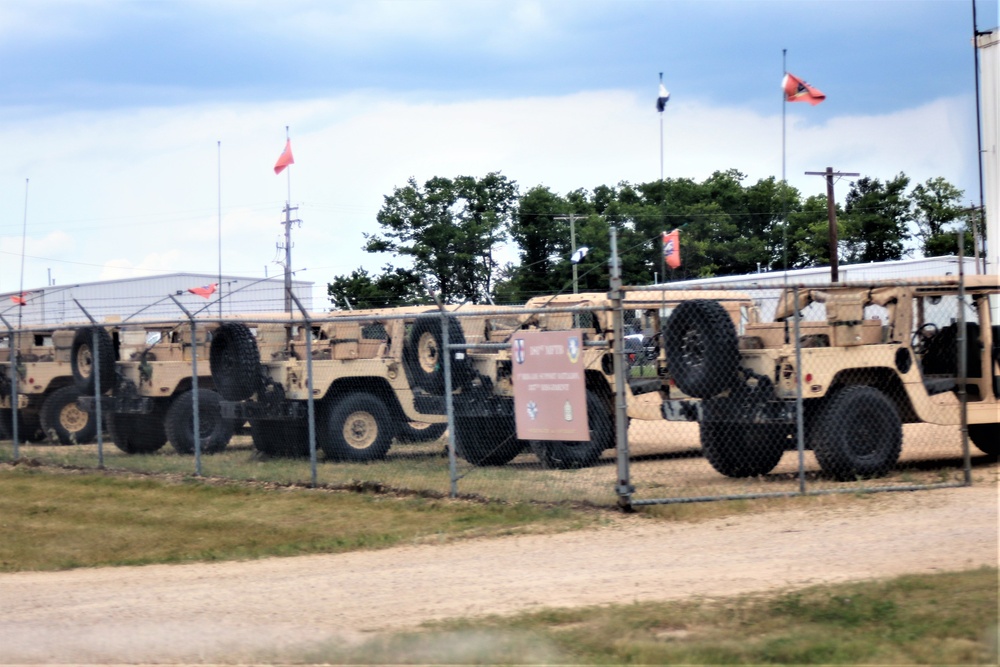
(217, 140, 223, 317)
(659, 72, 665, 181)
(782, 49, 789, 275)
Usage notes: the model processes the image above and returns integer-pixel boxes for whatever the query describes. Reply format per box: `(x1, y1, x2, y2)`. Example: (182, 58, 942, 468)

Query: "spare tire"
(71, 326, 116, 394)
(664, 299, 739, 399)
(209, 322, 261, 401)
(403, 314, 470, 395)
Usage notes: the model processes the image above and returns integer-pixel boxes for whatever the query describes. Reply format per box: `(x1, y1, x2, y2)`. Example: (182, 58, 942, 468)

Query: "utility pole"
(554, 214, 583, 293)
(277, 203, 300, 313)
(805, 167, 858, 282)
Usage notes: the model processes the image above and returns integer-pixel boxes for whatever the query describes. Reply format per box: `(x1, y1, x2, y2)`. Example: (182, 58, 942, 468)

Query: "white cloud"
(0, 89, 979, 296)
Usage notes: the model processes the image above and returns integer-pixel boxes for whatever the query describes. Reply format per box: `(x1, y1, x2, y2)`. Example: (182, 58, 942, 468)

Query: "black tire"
(454, 414, 525, 466)
(165, 389, 235, 455)
(396, 421, 448, 444)
(249, 419, 309, 458)
(210, 323, 261, 402)
(39, 386, 96, 445)
(969, 424, 1000, 456)
(108, 404, 169, 454)
(664, 299, 740, 399)
(699, 402, 786, 479)
(0, 410, 46, 443)
(810, 385, 902, 481)
(403, 315, 470, 395)
(71, 326, 116, 394)
(530, 390, 614, 469)
(319, 393, 395, 462)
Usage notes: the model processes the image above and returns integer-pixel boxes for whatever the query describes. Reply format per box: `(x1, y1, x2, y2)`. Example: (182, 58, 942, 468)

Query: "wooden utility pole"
(805, 167, 858, 282)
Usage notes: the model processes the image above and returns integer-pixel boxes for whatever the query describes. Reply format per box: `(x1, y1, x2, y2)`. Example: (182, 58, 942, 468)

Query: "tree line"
(327, 170, 981, 308)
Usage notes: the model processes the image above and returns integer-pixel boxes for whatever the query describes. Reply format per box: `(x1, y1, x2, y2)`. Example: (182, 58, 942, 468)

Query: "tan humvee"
(0, 327, 96, 445)
(662, 275, 1000, 480)
(208, 305, 518, 461)
(71, 321, 235, 455)
(453, 289, 757, 468)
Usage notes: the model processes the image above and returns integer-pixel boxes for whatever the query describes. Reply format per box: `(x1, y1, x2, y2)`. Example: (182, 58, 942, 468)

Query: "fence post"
(72, 300, 105, 469)
(0, 315, 19, 461)
(792, 285, 807, 495)
(609, 228, 633, 510)
(169, 296, 202, 476)
(438, 307, 459, 498)
(289, 291, 318, 488)
(956, 270, 972, 485)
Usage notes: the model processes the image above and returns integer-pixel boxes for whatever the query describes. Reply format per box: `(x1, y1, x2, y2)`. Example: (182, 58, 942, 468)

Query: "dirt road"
(0, 482, 996, 664)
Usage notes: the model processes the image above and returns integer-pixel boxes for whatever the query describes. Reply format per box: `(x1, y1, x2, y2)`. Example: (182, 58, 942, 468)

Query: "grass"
(287, 568, 999, 665)
(0, 464, 603, 572)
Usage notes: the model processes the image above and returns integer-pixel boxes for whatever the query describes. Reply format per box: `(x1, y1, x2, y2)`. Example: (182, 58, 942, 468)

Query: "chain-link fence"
(1, 275, 996, 509)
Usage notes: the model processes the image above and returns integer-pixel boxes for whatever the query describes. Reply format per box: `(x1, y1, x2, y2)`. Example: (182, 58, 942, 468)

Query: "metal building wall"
(0, 273, 314, 327)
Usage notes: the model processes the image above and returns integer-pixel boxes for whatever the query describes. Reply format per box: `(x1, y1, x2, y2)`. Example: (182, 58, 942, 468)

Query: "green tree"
(326, 266, 426, 310)
(842, 174, 912, 263)
(910, 176, 965, 256)
(364, 172, 518, 303)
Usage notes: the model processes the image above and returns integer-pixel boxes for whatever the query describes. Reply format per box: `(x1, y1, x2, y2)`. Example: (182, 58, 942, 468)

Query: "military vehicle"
(663, 276, 1000, 480)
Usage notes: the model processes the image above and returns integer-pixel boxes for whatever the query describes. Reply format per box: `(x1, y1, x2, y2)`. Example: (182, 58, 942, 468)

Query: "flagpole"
(217, 140, 223, 317)
(781, 48, 789, 276)
(285, 125, 291, 205)
(659, 72, 664, 181)
(17, 179, 29, 331)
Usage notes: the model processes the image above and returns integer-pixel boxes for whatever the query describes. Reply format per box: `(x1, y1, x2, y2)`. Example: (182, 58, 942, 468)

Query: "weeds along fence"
(0, 276, 994, 509)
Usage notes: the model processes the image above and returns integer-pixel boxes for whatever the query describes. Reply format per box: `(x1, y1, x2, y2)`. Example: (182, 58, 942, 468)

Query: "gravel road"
(0, 481, 996, 664)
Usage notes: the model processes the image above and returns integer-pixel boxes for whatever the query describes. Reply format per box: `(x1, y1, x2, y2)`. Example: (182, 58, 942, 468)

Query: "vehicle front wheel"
(40, 385, 96, 445)
(530, 391, 613, 469)
(165, 389, 235, 455)
(108, 404, 168, 454)
(319, 393, 395, 462)
(454, 414, 524, 466)
(969, 423, 999, 456)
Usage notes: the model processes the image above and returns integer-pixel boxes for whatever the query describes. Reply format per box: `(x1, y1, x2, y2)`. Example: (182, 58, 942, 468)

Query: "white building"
(0, 273, 314, 327)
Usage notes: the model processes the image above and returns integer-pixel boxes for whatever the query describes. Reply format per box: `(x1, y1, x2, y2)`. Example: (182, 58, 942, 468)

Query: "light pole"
(554, 214, 583, 293)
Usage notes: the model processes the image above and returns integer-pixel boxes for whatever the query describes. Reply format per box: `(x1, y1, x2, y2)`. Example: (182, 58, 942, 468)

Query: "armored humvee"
(452, 289, 757, 468)
(72, 321, 235, 455)
(208, 306, 519, 461)
(0, 326, 97, 445)
(663, 276, 1000, 480)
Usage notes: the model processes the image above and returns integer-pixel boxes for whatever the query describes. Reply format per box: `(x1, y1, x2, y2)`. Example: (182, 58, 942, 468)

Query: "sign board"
(511, 329, 589, 441)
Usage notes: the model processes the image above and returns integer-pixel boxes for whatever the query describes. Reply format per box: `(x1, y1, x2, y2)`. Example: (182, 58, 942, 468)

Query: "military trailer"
(662, 275, 1000, 480)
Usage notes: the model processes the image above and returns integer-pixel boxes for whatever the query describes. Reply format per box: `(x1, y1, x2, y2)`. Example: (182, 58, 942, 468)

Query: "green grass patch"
(290, 568, 998, 665)
(0, 465, 601, 572)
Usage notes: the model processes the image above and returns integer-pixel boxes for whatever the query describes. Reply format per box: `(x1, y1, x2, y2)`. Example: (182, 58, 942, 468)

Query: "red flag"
(187, 283, 217, 298)
(10, 294, 26, 306)
(274, 139, 295, 174)
(662, 229, 681, 269)
(782, 72, 825, 106)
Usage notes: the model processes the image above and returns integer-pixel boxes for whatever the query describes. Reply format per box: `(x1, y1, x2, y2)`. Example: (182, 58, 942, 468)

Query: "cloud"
(0, 89, 980, 295)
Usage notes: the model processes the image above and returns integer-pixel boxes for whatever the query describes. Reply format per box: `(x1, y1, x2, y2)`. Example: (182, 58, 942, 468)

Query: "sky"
(0, 0, 996, 304)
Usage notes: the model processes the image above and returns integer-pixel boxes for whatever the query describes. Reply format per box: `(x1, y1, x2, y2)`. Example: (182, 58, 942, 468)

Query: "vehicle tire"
(811, 385, 902, 481)
(39, 386, 96, 445)
(209, 322, 261, 402)
(454, 414, 524, 466)
(530, 390, 613, 469)
(249, 419, 309, 458)
(319, 393, 395, 462)
(0, 410, 46, 443)
(108, 404, 168, 454)
(403, 315, 470, 395)
(396, 421, 448, 444)
(969, 424, 999, 456)
(165, 389, 235, 455)
(71, 326, 116, 394)
(664, 299, 740, 399)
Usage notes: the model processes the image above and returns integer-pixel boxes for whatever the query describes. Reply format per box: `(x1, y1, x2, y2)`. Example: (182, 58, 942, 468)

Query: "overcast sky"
(0, 0, 996, 303)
